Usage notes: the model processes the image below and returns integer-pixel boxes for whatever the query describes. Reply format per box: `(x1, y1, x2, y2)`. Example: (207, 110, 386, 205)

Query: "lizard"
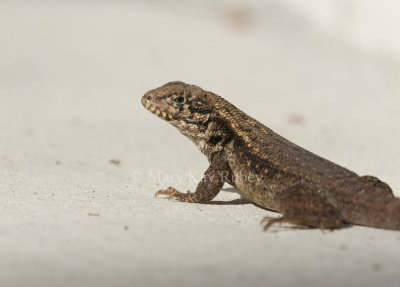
(141, 81, 400, 231)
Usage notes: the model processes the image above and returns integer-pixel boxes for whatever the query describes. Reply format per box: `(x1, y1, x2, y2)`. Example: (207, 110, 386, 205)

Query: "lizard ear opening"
(193, 100, 204, 108)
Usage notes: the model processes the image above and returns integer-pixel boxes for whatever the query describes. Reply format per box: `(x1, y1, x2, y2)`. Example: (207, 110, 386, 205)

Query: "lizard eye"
(173, 95, 186, 105)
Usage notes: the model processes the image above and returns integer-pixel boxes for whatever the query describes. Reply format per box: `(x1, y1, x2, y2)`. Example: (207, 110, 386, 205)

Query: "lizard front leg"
(155, 153, 229, 203)
(262, 184, 345, 230)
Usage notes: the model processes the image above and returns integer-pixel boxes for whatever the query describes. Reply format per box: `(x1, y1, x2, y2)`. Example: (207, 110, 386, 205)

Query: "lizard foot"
(261, 216, 287, 231)
(154, 187, 196, 202)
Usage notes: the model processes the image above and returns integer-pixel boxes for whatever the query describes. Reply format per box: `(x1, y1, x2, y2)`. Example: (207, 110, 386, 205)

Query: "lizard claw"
(154, 186, 178, 198)
(155, 187, 193, 202)
(261, 216, 286, 231)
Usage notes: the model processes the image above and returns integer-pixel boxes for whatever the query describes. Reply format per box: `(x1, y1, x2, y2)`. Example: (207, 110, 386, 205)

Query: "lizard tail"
(351, 197, 400, 230)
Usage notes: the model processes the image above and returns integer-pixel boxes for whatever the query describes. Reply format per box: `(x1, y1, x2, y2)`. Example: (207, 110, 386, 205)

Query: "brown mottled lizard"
(141, 81, 400, 231)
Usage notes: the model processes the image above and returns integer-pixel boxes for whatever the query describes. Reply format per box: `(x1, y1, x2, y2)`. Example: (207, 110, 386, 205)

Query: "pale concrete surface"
(280, 0, 400, 59)
(1, 1, 400, 287)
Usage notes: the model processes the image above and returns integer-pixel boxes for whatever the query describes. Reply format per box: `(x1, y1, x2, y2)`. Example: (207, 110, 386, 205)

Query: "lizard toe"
(261, 216, 286, 231)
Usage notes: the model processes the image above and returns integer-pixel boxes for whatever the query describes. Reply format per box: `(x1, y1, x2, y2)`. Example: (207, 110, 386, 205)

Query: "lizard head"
(142, 81, 213, 144)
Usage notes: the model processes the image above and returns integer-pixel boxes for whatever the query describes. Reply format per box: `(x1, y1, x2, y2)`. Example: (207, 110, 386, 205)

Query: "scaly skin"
(141, 81, 400, 231)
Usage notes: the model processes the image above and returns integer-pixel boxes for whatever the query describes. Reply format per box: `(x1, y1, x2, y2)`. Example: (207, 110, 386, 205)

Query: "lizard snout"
(141, 92, 155, 109)
(142, 92, 154, 102)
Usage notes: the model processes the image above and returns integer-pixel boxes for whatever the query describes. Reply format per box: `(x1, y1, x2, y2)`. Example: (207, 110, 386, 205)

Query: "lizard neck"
(199, 95, 236, 162)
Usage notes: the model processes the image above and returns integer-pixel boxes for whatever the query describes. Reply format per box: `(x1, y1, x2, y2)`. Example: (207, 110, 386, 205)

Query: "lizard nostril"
(146, 94, 154, 101)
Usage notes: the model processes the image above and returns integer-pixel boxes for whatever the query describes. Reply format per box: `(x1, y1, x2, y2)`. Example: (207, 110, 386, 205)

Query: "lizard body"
(142, 81, 400, 230)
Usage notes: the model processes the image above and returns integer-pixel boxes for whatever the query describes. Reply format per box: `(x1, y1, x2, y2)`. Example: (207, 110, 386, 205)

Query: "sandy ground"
(1, 1, 400, 287)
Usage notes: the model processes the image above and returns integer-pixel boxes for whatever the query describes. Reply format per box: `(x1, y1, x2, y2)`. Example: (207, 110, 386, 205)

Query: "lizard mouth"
(141, 95, 172, 121)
